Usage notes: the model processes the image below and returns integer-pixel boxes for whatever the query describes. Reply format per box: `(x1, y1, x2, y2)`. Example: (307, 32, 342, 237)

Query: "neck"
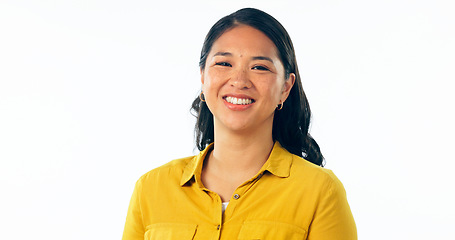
(210, 119, 275, 174)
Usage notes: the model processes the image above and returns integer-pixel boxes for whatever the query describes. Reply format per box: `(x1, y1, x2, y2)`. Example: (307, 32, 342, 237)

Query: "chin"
(224, 122, 250, 132)
(216, 117, 250, 132)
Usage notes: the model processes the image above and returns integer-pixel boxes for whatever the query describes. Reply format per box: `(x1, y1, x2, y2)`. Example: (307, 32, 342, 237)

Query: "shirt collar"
(259, 141, 293, 178)
(180, 141, 293, 186)
(180, 143, 213, 186)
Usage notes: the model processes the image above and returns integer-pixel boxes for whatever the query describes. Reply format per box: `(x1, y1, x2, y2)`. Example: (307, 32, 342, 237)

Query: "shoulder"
(290, 154, 337, 180)
(289, 154, 345, 194)
(291, 157, 357, 238)
(135, 155, 195, 187)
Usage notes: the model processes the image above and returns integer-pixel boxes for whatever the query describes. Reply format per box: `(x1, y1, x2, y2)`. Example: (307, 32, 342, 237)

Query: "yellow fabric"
(122, 142, 357, 240)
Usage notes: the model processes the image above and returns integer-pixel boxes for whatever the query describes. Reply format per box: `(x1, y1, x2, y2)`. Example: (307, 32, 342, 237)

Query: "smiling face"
(201, 25, 295, 134)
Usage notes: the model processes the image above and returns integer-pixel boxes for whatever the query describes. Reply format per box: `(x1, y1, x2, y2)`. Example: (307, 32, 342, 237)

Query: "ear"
(281, 73, 295, 102)
(200, 68, 205, 84)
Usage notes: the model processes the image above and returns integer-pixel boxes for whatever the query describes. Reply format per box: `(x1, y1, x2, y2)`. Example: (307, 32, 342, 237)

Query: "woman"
(123, 8, 356, 239)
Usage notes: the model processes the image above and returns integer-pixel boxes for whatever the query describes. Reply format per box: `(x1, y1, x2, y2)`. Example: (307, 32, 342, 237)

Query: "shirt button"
(233, 194, 240, 200)
(217, 225, 220, 230)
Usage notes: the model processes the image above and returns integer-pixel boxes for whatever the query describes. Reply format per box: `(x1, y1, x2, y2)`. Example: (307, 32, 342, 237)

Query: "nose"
(229, 68, 252, 89)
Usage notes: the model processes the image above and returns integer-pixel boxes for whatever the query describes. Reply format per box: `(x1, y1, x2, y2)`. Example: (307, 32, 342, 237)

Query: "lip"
(222, 93, 255, 111)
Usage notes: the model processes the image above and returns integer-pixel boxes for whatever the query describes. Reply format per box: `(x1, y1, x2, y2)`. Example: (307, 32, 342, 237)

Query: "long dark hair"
(191, 8, 324, 166)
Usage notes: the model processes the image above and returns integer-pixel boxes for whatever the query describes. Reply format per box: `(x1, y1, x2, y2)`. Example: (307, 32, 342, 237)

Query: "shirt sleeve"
(307, 171, 357, 240)
(122, 178, 145, 240)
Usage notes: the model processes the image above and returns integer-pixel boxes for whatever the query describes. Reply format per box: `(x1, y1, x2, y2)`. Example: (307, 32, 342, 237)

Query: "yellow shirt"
(122, 142, 357, 239)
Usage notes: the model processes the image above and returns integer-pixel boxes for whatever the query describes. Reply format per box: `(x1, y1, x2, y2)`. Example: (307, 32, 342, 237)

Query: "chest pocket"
(144, 223, 197, 240)
(238, 220, 307, 240)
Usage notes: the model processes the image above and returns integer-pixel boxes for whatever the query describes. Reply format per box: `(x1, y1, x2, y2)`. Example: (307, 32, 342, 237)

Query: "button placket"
(214, 195, 223, 234)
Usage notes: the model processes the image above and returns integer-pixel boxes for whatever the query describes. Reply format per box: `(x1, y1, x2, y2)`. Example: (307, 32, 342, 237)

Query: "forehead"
(210, 25, 279, 58)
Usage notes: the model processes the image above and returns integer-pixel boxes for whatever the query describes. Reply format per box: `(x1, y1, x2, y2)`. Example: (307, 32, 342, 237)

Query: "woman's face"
(201, 25, 295, 134)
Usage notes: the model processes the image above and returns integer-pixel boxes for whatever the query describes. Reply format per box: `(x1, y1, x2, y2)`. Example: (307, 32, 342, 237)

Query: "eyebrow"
(213, 52, 232, 57)
(213, 52, 274, 63)
(252, 56, 274, 63)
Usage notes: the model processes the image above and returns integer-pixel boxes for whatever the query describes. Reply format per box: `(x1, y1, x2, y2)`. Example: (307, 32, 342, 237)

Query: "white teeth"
(225, 96, 253, 105)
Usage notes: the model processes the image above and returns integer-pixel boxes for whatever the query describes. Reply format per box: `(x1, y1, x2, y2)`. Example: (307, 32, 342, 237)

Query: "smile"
(224, 96, 254, 105)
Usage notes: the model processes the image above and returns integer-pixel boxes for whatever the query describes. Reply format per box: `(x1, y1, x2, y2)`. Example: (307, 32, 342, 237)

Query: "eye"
(215, 62, 232, 67)
(252, 65, 270, 71)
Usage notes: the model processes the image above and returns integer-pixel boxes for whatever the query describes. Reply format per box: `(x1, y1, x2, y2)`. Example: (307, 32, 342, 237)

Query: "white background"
(1, 0, 454, 239)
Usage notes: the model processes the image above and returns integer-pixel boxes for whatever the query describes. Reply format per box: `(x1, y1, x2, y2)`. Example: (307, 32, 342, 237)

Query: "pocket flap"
(145, 223, 197, 239)
(238, 220, 306, 240)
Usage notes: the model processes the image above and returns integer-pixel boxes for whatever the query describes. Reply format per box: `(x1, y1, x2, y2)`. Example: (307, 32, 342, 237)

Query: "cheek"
(261, 79, 284, 100)
(202, 74, 219, 102)
(201, 72, 213, 91)
(203, 70, 225, 92)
